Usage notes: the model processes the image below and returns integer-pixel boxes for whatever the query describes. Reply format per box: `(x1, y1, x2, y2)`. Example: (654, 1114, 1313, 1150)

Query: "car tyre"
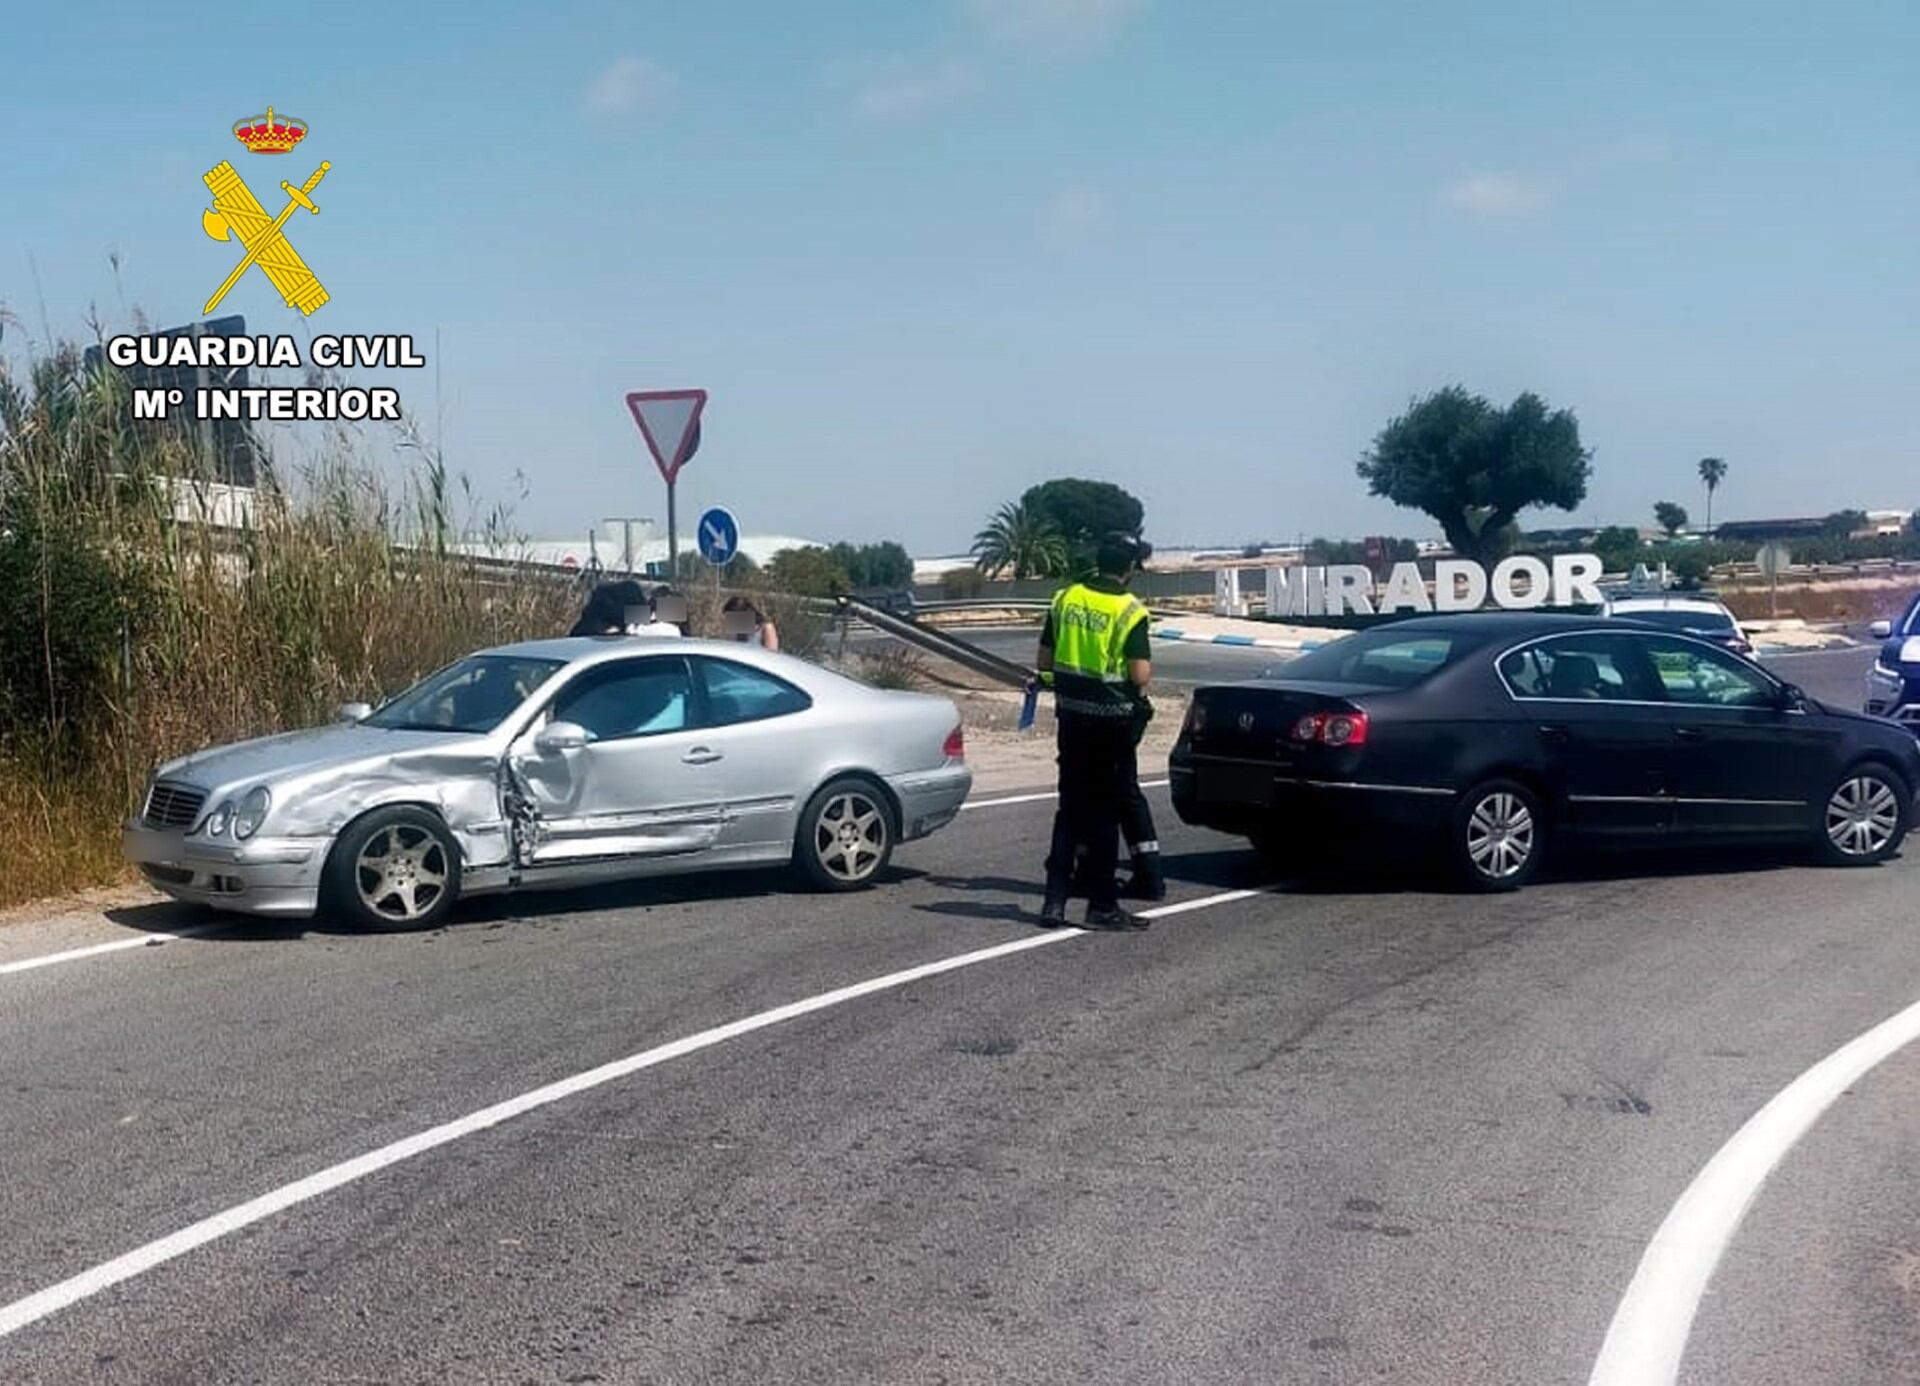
(1451, 779, 1545, 892)
(324, 806, 462, 932)
(794, 777, 896, 892)
(1813, 763, 1909, 867)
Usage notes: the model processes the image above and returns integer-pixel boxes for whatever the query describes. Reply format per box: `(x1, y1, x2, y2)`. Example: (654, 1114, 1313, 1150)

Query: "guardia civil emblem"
(201, 106, 332, 316)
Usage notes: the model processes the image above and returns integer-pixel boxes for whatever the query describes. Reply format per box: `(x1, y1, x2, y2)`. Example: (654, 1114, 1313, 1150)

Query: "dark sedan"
(1171, 613, 1920, 891)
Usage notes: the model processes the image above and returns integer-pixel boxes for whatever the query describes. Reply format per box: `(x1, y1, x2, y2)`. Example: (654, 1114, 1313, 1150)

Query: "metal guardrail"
(812, 595, 1036, 690)
(908, 598, 1054, 612)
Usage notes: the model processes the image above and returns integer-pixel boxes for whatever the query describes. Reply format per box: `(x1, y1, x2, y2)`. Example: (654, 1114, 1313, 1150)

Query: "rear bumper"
(1169, 754, 1456, 839)
(890, 763, 974, 840)
(122, 820, 326, 917)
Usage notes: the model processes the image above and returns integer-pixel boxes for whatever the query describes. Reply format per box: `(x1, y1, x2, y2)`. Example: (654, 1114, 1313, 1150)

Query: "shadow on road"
(107, 864, 932, 940)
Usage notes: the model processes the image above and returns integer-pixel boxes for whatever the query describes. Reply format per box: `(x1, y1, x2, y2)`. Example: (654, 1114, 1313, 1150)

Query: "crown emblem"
(232, 105, 308, 155)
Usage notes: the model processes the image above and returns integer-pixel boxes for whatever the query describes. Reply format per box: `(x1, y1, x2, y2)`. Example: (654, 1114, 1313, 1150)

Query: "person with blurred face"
(722, 596, 780, 650)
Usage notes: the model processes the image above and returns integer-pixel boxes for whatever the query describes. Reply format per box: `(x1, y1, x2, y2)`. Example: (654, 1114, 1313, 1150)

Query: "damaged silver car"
(124, 638, 973, 930)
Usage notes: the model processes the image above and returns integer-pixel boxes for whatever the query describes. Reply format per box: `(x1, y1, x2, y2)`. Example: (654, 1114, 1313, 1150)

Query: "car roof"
(1371, 612, 1613, 636)
(478, 635, 779, 664)
(1606, 594, 1729, 610)
(468, 635, 861, 696)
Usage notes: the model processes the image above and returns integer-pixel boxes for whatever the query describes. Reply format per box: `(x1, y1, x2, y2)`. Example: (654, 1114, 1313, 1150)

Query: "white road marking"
(0, 925, 227, 977)
(0, 885, 1264, 1341)
(965, 778, 1169, 811)
(1588, 993, 1920, 1385)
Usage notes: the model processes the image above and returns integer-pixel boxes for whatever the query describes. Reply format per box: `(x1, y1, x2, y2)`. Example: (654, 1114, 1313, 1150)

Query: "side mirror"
(1777, 682, 1809, 712)
(534, 720, 590, 755)
(336, 702, 373, 724)
(1868, 619, 1893, 639)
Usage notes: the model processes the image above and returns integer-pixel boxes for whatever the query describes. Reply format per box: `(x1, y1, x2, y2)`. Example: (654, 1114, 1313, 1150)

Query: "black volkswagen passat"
(1170, 613, 1920, 891)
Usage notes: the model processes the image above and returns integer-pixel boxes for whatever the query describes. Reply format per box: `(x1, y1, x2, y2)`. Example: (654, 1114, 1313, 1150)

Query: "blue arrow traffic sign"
(696, 506, 740, 566)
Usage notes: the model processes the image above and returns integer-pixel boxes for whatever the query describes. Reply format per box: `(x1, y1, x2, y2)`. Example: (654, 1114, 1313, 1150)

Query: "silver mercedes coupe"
(124, 637, 973, 929)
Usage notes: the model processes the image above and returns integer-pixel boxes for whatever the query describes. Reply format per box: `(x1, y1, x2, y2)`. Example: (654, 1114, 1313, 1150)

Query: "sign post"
(1756, 541, 1791, 618)
(625, 389, 707, 575)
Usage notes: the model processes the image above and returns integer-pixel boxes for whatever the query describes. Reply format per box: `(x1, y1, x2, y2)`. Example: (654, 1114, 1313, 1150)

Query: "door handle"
(682, 747, 723, 765)
(1674, 726, 1707, 742)
(1538, 724, 1571, 743)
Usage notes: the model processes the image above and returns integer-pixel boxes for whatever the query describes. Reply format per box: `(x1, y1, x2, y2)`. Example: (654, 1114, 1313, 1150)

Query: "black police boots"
(1120, 852, 1166, 901)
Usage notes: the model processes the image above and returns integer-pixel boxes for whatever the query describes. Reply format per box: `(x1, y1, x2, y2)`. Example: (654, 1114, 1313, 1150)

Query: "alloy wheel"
(1825, 776, 1900, 858)
(1467, 792, 1536, 881)
(813, 791, 887, 884)
(355, 824, 451, 922)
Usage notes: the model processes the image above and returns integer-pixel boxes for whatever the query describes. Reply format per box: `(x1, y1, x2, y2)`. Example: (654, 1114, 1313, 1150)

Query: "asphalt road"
(1, 643, 1912, 1385)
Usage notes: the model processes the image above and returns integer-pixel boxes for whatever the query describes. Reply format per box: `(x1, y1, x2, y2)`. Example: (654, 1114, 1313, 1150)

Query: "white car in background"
(1602, 594, 1757, 659)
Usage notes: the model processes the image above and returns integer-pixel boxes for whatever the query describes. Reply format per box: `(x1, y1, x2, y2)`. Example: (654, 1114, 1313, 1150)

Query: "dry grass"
(0, 340, 580, 908)
(1718, 578, 1920, 624)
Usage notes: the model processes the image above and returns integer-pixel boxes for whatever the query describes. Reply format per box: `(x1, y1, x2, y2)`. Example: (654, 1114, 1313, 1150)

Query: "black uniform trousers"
(1119, 709, 1158, 862)
(1045, 713, 1134, 911)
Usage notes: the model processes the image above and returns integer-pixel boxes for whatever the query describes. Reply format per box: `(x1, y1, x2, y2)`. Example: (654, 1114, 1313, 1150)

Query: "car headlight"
(234, 786, 272, 840)
(1903, 637, 1920, 666)
(202, 800, 235, 837)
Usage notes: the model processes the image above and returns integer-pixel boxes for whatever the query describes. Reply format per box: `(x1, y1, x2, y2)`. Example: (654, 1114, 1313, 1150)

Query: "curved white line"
(0, 885, 1260, 1340)
(1589, 994, 1920, 1385)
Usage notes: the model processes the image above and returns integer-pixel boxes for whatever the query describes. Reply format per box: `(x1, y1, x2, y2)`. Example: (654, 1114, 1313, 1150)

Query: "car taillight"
(1290, 710, 1369, 746)
(1324, 712, 1368, 746)
(942, 725, 965, 760)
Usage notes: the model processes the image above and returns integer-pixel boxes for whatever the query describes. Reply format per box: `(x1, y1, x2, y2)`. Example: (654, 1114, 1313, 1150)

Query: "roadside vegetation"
(969, 478, 1146, 579)
(0, 340, 589, 907)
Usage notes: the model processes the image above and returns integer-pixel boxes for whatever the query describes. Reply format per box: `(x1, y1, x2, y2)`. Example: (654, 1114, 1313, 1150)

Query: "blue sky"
(2, 0, 1915, 553)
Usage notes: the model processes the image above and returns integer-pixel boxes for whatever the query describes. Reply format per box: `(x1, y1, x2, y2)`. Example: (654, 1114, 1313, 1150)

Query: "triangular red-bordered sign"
(625, 389, 707, 485)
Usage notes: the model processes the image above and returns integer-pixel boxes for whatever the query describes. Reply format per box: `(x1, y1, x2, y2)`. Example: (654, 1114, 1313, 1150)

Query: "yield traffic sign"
(625, 389, 707, 485)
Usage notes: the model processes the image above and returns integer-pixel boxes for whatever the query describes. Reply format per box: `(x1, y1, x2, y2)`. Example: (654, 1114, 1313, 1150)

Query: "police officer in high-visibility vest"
(1035, 532, 1155, 929)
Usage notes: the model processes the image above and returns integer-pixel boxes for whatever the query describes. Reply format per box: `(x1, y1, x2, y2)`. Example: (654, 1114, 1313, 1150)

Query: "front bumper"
(122, 820, 327, 917)
(889, 763, 974, 840)
(1864, 666, 1920, 729)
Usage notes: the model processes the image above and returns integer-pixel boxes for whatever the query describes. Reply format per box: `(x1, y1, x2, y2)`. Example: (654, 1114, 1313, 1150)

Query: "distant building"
(1712, 516, 1828, 542)
(1863, 509, 1913, 537)
(458, 532, 821, 574)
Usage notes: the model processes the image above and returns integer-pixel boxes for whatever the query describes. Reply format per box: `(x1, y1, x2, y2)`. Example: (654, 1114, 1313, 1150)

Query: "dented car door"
(510, 654, 726, 865)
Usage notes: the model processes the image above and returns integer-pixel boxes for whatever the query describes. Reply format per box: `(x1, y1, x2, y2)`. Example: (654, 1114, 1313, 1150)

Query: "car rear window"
(1499, 634, 1660, 701)
(1277, 630, 1465, 688)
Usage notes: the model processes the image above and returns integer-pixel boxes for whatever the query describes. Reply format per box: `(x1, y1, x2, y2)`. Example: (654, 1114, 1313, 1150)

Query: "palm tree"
(971, 501, 1067, 579)
(1697, 457, 1728, 535)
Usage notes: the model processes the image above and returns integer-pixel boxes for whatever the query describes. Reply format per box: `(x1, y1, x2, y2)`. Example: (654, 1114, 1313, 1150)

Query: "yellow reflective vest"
(1048, 581, 1148, 720)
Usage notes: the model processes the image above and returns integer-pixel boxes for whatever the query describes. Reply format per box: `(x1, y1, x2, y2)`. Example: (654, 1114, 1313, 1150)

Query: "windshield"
(366, 656, 565, 734)
(1271, 628, 1471, 688)
(1617, 607, 1735, 633)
